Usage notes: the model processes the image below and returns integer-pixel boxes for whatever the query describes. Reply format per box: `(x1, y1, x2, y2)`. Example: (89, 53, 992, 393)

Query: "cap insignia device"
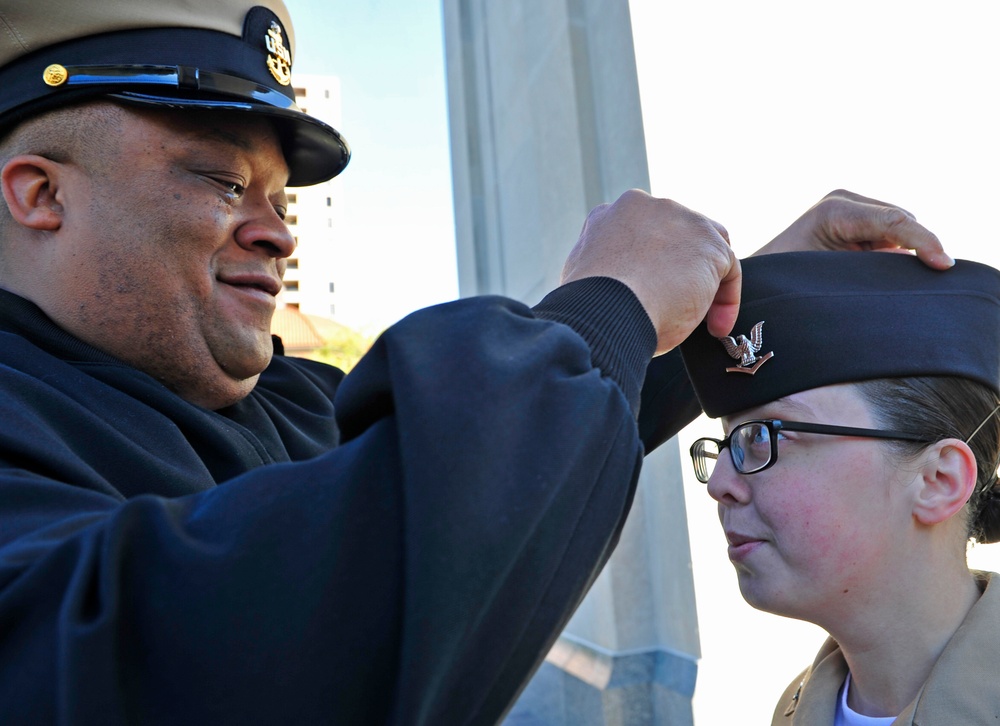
(265, 21, 292, 85)
(720, 321, 773, 374)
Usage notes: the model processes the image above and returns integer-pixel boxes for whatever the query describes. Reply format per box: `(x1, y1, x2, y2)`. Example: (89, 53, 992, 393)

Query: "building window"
(328, 282, 335, 293)
(287, 258, 299, 270)
(287, 193, 297, 204)
(327, 218, 332, 227)
(330, 304, 336, 315)
(286, 215, 298, 225)
(324, 89, 330, 99)
(293, 87, 307, 97)
(326, 196, 332, 206)
(284, 281, 299, 292)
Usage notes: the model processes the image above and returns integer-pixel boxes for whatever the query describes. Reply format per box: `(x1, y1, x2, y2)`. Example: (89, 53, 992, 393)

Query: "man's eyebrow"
(193, 127, 255, 151)
(184, 125, 290, 186)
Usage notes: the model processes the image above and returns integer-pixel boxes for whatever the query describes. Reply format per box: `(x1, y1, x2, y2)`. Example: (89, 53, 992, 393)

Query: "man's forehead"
(197, 127, 257, 153)
(132, 106, 280, 150)
(119, 106, 292, 185)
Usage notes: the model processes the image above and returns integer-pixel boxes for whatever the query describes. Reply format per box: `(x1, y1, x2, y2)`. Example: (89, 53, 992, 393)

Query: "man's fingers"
(710, 219, 731, 244)
(705, 249, 741, 338)
(866, 212, 953, 270)
(821, 189, 916, 221)
(825, 198, 954, 270)
(563, 190, 743, 353)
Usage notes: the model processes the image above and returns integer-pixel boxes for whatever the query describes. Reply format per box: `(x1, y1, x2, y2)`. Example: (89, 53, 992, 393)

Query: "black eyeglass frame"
(689, 419, 932, 484)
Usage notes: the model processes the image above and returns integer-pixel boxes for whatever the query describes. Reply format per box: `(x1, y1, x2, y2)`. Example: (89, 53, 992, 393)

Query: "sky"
(631, 0, 1000, 267)
(283, 1, 1000, 723)
(285, 0, 458, 334)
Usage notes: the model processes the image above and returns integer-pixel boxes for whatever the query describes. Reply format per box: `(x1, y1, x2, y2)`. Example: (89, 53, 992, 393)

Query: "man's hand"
(561, 189, 740, 354)
(754, 189, 953, 269)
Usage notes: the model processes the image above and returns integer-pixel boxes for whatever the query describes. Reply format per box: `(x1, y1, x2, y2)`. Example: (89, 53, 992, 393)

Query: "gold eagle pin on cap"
(719, 321, 774, 374)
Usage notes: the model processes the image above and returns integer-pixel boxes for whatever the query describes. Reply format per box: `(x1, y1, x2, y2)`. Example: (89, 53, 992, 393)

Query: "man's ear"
(1, 155, 65, 231)
(911, 439, 978, 526)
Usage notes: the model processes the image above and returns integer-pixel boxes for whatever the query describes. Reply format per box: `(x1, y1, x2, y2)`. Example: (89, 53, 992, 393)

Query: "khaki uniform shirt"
(772, 571, 999, 725)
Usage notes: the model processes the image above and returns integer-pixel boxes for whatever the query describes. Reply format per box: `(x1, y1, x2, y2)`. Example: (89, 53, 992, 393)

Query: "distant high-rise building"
(278, 74, 345, 319)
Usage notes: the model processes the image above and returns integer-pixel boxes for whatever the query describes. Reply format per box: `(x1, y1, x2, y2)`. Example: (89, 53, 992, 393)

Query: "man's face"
(44, 106, 295, 408)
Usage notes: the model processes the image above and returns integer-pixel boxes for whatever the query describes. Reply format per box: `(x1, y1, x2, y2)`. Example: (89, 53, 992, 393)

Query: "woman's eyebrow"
(721, 397, 816, 429)
(769, 397, 815, 419)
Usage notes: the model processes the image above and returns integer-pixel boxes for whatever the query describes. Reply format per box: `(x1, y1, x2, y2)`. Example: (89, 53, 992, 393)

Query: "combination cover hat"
(0, 0, 349, 186)
(680, 252, 1000, 418)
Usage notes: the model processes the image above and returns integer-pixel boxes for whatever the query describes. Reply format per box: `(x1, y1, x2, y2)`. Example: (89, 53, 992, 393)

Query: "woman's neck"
(832, 567, 982, 717)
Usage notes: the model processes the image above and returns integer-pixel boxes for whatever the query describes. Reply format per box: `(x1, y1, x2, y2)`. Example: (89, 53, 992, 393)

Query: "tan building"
(277, 74, 345, 319)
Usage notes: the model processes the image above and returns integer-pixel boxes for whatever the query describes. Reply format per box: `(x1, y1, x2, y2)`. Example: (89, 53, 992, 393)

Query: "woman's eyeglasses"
(689, 419, 930, 484)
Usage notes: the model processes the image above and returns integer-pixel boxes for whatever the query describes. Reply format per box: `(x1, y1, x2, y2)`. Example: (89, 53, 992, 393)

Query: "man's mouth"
(218, 273, 282, 297)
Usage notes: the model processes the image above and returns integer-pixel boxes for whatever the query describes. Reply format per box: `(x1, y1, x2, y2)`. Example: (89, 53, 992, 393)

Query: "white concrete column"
(442, 1, 699, 722)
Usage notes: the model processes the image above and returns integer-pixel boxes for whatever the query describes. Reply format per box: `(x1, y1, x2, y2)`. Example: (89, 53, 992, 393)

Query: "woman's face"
(705, 383, 918, 627)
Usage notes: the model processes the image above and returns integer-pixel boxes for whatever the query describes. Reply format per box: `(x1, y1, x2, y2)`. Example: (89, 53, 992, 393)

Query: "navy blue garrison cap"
(0, 0, 349, 186)
(680, 252, 1000, 418)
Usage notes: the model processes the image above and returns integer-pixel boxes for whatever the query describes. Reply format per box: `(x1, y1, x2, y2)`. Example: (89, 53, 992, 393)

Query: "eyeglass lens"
(692, 422, 775, 483)
(733, 422, 772, 473)
(691, 439, 719, 482)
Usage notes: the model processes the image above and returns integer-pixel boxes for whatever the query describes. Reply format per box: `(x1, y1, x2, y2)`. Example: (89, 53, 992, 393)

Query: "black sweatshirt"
(0, 278, 697, 725)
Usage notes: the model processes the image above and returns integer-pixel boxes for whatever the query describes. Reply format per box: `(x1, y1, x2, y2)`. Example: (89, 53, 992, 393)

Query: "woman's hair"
(856, 377, 1000, 543)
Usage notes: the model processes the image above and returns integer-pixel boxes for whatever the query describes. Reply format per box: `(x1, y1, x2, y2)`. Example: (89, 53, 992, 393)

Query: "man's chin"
(184, 349, 270, 409)
(211, 331, 276, 378)
(182, 372, 263, 411)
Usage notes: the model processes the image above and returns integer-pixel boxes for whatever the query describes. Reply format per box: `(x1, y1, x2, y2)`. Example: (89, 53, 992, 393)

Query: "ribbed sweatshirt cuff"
(531, 277, 656, 414)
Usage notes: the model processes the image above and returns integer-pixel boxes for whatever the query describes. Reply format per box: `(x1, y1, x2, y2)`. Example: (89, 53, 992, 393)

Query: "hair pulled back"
(856, 377, 1000, 544)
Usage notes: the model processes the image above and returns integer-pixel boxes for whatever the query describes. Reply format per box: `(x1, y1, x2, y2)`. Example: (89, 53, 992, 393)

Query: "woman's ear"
(911, 439, 978, 526)
(1, 155, 65, 231)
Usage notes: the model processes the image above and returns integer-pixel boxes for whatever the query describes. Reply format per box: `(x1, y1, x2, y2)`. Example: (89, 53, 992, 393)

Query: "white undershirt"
(834, 673, 897, 726)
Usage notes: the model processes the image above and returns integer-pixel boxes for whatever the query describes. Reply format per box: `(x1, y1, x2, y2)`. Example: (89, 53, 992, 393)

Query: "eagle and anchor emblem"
(265, 21, 292, 86)
(719, 320, 774, 375)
